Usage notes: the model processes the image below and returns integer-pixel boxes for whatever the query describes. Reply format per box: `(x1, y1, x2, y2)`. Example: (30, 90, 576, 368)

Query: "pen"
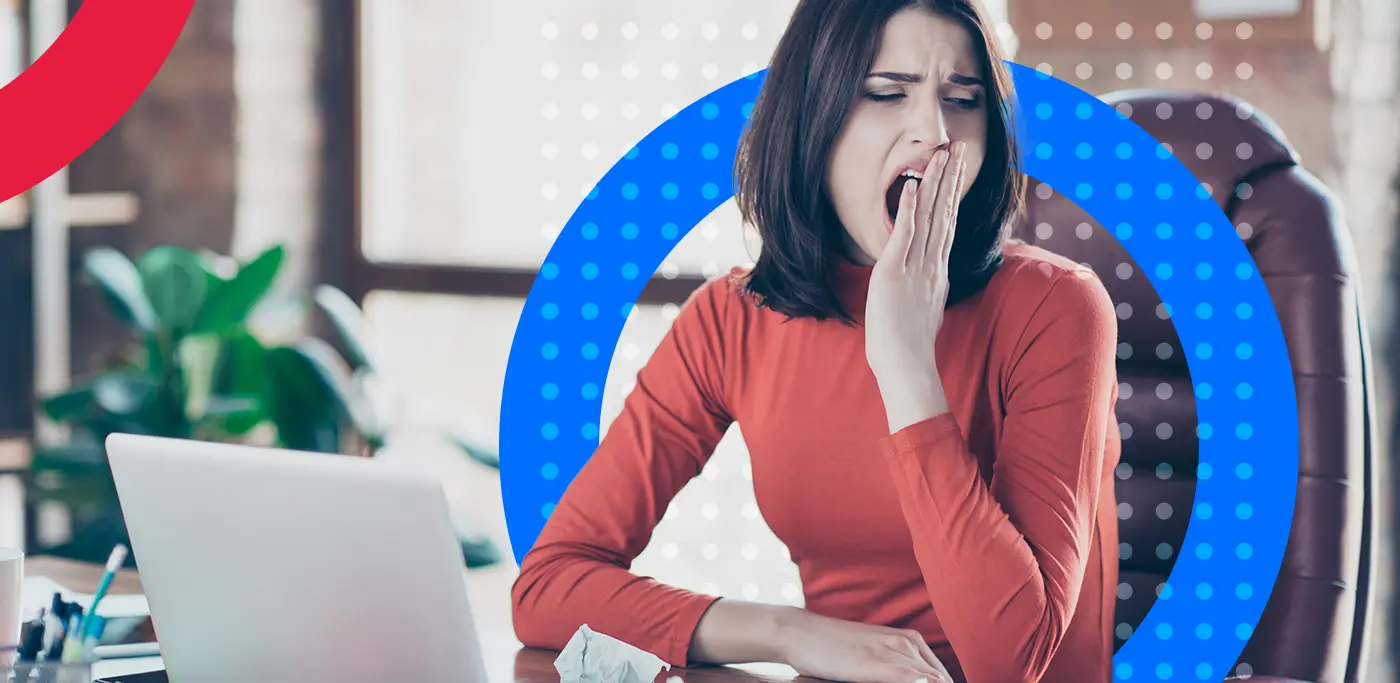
(43, 592, 68, 654)
(18, 609, 45, 660)
(49, 591, 65, 623)
(65, 543, 126, 663)
(79, 615, 108, 656)
(47, 612, 79, 661)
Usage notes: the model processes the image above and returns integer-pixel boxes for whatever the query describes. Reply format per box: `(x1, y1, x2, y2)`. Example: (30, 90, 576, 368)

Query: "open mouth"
(884, 170, 923, 230)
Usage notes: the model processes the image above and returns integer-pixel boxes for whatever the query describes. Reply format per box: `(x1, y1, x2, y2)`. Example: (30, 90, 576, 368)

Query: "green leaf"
(26, 475, 116, 508)
(444, 428, 500, 470)
(143, 332, 167, 377)
(41, 386, 96, 423)
(177, 334, 222, 421)
(196, 245, 285, 334)
(138, 246, 209, 334)
(217, 332, 270, 435)
(289, 339, 382, 442)
(263, 345, 340, 453)
(27, 440, 116, 511)
(82, 247, 157, 332)
(30, 440, 108, 473)
(195, 395, 265, 435)
(313, 285, 376, 372)
(458, 532, 503, 568)
(92, 371, 156, 416)
(198, 249, 239, 281)
(202, 395, 261, 417)
(41, 372, 156, 427)
(124, 369, 191, 440)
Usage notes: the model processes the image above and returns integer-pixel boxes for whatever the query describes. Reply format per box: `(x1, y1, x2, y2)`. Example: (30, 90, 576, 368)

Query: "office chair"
(1010, 89, 1377, 683)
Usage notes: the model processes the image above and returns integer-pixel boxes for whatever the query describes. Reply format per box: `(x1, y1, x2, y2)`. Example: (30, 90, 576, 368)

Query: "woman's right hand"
(773, 608, 955, 683)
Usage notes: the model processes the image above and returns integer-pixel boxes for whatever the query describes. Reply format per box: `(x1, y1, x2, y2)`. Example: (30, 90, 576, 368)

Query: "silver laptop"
(104, 433, 490, 683)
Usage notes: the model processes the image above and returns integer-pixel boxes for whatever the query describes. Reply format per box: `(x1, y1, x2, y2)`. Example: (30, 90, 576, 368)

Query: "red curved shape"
(0, 0, 194, 202)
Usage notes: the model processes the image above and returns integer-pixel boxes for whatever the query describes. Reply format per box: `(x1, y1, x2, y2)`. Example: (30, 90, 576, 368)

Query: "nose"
(906, 93, 950, 149)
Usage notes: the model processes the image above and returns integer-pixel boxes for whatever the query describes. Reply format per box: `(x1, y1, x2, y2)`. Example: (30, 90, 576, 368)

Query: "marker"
(65, 544, 126, 662)
(47, 612, 79, 661)
(79, 615, 108, 655)
(17, 609, 45, 661)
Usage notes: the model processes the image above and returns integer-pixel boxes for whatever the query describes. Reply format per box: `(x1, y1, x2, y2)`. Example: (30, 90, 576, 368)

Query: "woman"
(512, 1, 1121, 682)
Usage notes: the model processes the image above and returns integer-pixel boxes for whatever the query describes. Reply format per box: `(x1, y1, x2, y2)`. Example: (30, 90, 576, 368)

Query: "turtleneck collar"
(830, 253, 873, 322)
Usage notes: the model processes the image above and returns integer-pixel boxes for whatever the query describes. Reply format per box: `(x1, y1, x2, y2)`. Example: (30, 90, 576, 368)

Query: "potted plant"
(27, 244, 504, 568)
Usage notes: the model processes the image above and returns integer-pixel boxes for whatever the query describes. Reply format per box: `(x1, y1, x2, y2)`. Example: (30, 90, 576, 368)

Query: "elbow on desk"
(509, 546, 600, 650)
(509, 556, 566, 650)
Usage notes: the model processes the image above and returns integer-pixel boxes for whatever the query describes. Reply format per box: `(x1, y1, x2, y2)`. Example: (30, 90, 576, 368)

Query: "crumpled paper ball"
(553, 624, 671, 683)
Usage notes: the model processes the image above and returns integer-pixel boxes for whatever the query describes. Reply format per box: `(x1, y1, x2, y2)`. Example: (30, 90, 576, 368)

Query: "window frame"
(317, 1, 709, 308)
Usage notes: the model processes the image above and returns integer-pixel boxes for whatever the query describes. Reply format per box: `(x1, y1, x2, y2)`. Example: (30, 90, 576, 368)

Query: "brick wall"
(66, 0, 324, 366)
(66, 0, 239, 376)
(68, 0, 237, 255)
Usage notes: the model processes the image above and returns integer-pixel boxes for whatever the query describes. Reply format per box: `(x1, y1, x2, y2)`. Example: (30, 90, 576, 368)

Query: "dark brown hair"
(734, 0, 1024, 324)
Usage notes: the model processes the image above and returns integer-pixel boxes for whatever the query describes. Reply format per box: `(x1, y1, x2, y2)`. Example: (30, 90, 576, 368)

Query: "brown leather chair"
(1010, 90, 1377, 683)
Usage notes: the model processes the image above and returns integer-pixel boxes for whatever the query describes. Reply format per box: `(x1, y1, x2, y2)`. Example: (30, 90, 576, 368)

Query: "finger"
(872, 664, 948, 683)
(940, 154, 965, 269)
(877, 640, 947, 682)
(910, 639, 955, 683)
(901, 664, 956, 683)
(929, 142, 963, 261)
(882, 176, 918, 265)
(909, 635, 940, 670)
(912, 148, 949, 266)
(907, 675, 956, 683)
(913, 675, 956, 683)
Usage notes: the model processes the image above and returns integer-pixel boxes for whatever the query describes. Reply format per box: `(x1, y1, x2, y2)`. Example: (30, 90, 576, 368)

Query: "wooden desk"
(24, 557, 811, 683)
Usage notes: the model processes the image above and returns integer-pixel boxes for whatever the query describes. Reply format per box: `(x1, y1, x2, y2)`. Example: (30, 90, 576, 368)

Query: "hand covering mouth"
(885, 168, 924, 223)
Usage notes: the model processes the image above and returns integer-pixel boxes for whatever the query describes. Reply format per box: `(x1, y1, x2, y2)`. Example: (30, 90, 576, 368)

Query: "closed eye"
(863, 92, 982, 109)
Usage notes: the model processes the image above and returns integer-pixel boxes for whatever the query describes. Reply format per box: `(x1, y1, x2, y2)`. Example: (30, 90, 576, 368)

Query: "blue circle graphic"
(500, 63, 1298, 680)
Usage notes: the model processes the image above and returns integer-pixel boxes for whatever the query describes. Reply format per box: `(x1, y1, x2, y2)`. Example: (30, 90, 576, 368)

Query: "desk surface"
(25, 557, 810, 683)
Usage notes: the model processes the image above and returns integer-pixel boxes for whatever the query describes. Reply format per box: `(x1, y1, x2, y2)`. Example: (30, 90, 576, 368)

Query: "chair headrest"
(1094, 89, 1299, 206)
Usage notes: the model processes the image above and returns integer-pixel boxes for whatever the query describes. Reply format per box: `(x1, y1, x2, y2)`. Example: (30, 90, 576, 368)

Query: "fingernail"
(935, 149, 948, 167)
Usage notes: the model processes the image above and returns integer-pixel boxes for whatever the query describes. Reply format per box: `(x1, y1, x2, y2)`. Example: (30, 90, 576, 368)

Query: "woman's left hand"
(864, 141, 965, 432)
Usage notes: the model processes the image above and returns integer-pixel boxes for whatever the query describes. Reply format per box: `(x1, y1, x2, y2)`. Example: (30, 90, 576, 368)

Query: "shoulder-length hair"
(734, 0, 1024, 324)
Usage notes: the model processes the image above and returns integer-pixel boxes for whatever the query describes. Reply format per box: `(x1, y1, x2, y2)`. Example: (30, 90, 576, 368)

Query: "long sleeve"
(510, 277, 737, 666)
(878, 270, 1119, 683)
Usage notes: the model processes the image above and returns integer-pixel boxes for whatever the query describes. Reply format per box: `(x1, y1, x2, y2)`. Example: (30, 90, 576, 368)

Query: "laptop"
(103, 433, 491, 683)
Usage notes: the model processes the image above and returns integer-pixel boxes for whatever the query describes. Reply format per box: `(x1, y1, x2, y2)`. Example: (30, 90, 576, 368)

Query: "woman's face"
(825, 8, 989, 266)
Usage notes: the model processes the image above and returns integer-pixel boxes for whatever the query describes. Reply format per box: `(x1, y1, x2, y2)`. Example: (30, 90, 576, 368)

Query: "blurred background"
(0, 0, 1397, 678)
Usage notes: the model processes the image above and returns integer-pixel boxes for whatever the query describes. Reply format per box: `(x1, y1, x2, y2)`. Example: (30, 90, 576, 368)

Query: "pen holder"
(0, 648, 94, 683)
(2, 659, 94, 683)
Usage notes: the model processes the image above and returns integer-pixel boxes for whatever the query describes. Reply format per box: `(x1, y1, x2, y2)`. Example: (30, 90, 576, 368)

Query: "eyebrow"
(866, 71, 985, 87)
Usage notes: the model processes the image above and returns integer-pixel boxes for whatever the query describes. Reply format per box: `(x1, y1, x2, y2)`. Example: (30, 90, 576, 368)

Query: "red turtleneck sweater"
(511, 242, 1122, 683)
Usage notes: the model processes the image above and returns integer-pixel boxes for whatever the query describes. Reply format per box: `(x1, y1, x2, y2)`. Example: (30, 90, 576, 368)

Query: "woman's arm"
(691, 600, 955, 683)
(864, 146, 1117, 681)
(688, 600, 789, 663)
(510, 278, 737, 666)
(876, 270, 1118, 683)
(512, 273, 959, 683)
